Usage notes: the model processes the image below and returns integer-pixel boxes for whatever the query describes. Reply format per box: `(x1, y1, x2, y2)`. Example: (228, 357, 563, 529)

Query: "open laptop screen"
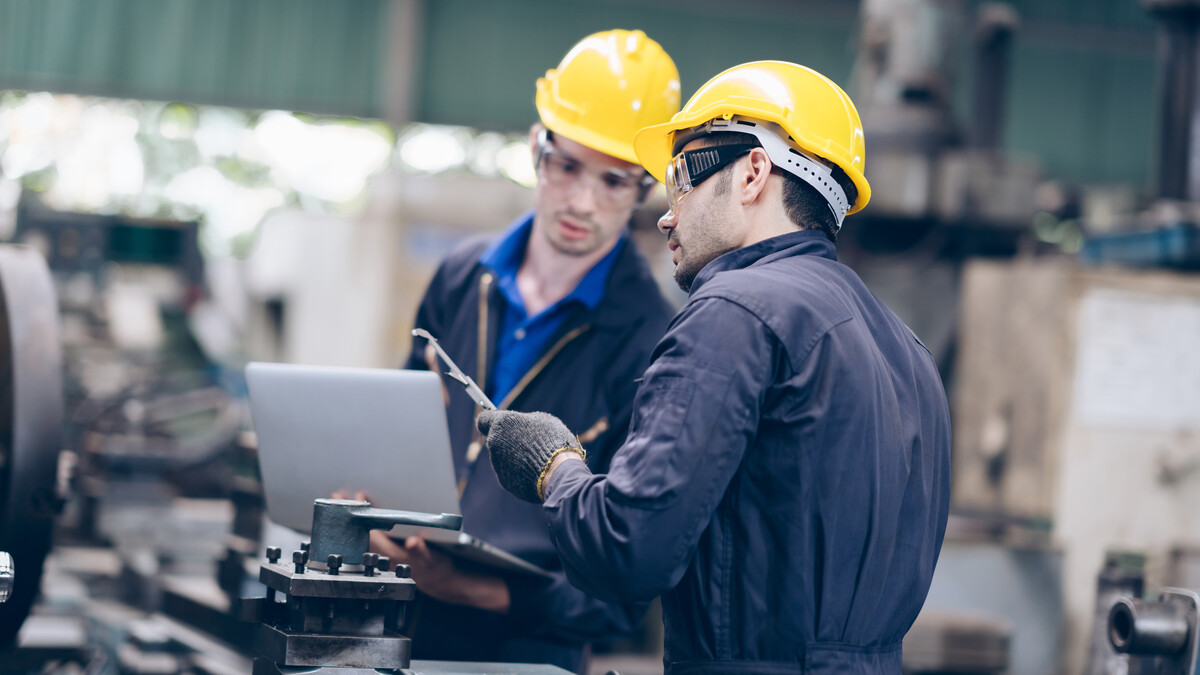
(246, 362, 462, 535)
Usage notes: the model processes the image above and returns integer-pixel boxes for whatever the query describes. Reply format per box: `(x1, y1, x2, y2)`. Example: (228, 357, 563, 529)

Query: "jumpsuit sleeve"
(501, 313, 663, 641)
(406, 256, 650, 640)
(541, 297, 778, 601)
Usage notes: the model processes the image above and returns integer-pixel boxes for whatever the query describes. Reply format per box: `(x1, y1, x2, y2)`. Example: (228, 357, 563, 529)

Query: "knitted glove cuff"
(481, 410, 581, 503)
(535, 446, 586, 501)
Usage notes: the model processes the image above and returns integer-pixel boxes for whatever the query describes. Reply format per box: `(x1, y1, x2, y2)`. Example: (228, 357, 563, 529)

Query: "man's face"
(531, 133, 645, 257)
(658, 139, 744, 292)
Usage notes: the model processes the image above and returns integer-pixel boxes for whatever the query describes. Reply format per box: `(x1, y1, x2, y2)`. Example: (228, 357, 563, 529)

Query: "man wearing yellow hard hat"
(479, 61, 952, 674)
(371, 31, 679, 672)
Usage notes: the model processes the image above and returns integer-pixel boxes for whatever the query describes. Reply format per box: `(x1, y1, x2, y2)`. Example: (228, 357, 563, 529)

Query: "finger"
(369, 530, 410, 561)
(354, 491, 370, 503)
(331, 491, 348, 500)
(404, 536, 429, 554)
(476, 409, 499, 435)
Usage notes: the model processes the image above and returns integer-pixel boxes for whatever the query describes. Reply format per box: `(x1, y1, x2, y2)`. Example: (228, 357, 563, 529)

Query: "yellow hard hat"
(536, 29, 681, 165)
(633, 60, 871, 215)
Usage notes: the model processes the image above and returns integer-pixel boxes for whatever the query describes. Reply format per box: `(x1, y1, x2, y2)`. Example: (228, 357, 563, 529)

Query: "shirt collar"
(480, 210, 626, 312)
(689, 230, 836, 295)
(479, 211, 534, 281)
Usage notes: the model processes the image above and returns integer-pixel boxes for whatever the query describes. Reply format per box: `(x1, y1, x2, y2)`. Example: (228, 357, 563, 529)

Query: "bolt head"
(0, 552, 12, 603)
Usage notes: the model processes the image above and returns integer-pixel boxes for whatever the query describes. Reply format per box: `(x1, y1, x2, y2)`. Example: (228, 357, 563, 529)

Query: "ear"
(529, 123, 544, 164)
(737, 147, 773, 206)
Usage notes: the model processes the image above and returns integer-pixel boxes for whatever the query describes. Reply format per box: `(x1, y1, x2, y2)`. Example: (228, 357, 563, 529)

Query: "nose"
(566, 174, 599, 214)
(657, 208, 677, 234)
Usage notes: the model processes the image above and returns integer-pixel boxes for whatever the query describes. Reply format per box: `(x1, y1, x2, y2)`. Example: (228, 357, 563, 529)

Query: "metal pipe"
(1109, 597, 1191, 655)
(1144, 0, 1200, 200)
(970, 3, 1019, 150)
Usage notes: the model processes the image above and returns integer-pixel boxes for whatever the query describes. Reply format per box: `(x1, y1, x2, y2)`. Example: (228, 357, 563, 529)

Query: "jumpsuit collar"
(689, 229, 837, 296)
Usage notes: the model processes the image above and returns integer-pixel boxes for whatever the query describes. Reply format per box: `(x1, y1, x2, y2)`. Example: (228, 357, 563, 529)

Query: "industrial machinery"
(1082, 0, 1200, 269)
(0, 238, 573, 674)
(0, 244, 64, 647)
(241, 498, 570, 675)
(1108, 588, 1200, 675)
(13, 193, 244, 533)
(0, 552, 12, 604)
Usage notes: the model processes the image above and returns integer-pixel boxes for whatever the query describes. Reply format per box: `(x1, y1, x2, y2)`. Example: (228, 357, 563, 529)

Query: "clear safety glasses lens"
(666, 153, 693, 208)
(665, 144, 758, 210)
(537, 130, 650, 210)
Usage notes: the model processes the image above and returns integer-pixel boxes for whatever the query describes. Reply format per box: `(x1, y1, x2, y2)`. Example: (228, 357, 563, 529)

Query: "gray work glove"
(476, 410, 585, 503)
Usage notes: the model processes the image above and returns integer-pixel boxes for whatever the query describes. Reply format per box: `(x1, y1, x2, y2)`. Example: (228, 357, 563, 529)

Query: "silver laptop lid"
(246, 362, 462, 536)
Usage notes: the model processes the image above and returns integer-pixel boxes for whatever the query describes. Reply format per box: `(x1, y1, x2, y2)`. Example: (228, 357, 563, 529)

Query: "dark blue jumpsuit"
(542, 230, 953, 674)
(404, 218, 673, 672)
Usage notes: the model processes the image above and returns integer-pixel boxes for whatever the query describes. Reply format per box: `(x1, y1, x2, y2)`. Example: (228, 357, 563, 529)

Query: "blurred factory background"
(1, 0, 1199, 673)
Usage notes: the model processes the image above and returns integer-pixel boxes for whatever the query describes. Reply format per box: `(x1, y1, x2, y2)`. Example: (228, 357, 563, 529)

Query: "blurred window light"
(1, 94, 67, 179)
(164, 166, 229, 209)
(0, 91, 20, 136)
(164, 166, 284, 256)
(157, 102, 199, 140)
(11, 92, 57, 138)
(397, 124, 470, 173)
(1, 139, 52, 178)
(0, 177, 18, 211)
(44, 103, 145, 211)
(0, 102, 11, 144)
(469, 131, 508, 177)
(195, 107, 252, 160)
(255, 111, 392, 203)
(496, 139, 537, 188)
(202, 186, 286, 257)
(0, 90, 537, 258)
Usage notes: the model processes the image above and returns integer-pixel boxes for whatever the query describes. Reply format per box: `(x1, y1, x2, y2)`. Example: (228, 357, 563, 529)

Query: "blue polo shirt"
(479, 211, 625, 404)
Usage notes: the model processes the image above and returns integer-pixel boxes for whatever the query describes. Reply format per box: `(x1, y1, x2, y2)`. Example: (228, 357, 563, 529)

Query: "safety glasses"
(665, 116, 851, 229)
(665, 143, 758, 211)
(535, 129, 655, 210)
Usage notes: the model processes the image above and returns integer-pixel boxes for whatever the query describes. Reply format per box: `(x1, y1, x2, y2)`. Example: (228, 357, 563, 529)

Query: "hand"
(368, 531, 510, 613)
(476, 410, 584, 503)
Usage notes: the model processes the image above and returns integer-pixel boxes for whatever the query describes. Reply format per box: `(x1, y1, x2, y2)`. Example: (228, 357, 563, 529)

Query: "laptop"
(245, 361, 551, 578)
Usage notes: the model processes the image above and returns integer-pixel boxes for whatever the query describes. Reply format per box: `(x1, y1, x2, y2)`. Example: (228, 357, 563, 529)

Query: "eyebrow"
(602, 167, 639, 181)
(546, 146, 640, 181)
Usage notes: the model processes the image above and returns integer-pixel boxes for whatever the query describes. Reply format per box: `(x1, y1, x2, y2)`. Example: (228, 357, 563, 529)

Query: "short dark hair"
(697, 132, 857, 243)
